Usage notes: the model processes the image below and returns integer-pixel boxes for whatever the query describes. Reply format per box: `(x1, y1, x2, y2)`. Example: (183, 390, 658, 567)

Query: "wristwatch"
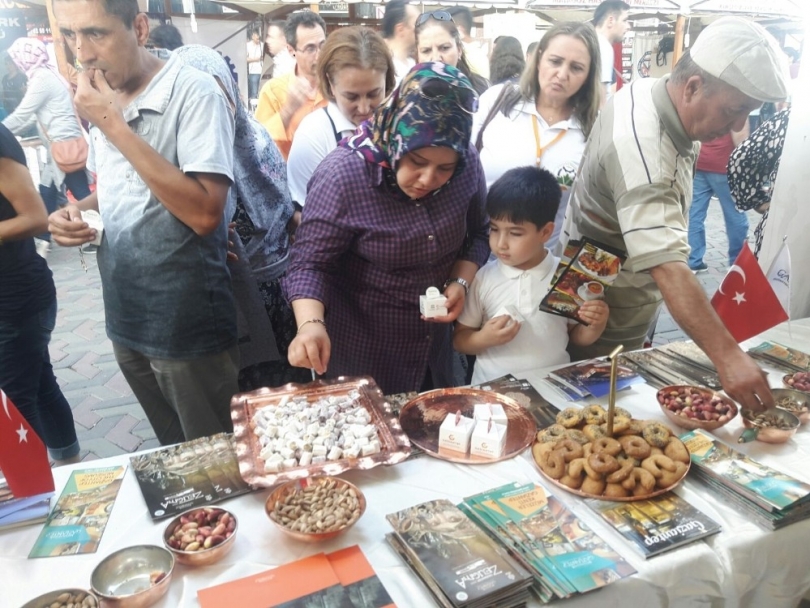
(443, 277, 469, 295)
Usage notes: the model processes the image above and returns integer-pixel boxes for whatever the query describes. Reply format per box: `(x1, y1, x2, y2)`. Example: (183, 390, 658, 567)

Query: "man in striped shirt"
(562, 18, 789, 412)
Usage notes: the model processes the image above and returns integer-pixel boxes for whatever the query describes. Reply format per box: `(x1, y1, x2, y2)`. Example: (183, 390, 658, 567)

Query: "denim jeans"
(248, 74, 261, 100)
(0, 300, 80, 460)
(688, 170, 749, 268)
(38, 170, 92, 242)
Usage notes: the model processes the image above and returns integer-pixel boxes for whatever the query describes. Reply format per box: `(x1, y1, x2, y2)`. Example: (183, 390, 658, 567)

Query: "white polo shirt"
(287, 102, 356, 206)
(458, 251, 573, 385)
(472, 83, 586, 250)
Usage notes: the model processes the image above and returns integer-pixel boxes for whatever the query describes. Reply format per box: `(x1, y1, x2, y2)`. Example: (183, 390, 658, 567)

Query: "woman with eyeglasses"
(414, 11, 489, 95)
(287, 27, 396, 209)
(472, 22, 601, 253)
(282, 63, 489, 394)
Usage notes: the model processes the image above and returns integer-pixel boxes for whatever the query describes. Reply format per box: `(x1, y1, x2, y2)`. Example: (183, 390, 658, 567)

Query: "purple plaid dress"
(283, 144, 489, 394)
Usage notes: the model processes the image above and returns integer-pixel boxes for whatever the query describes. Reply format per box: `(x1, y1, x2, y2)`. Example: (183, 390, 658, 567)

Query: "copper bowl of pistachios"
(20, 589, 98, 608)
(265, 475, 366, 542)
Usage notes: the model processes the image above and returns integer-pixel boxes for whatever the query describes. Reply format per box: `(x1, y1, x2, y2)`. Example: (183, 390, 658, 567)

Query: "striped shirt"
(562, 76, 699, 353)
(283, 144, 490, 394)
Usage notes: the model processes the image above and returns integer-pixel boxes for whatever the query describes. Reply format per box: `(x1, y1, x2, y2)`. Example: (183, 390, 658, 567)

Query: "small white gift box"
(470, 419, 507, 459)
(420, 286, 448, 318)
(473, 403, 509, 428)
(438, 411, 475, 454)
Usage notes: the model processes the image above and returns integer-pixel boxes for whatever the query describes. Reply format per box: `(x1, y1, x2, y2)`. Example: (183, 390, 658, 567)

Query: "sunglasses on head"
(419, 78, 479, 114)
(416, 10, 454, 28)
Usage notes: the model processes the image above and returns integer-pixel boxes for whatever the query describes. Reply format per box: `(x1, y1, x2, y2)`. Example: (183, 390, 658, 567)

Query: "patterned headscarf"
(340, 62, 476, 173)
(173, 45, 293, 278)
(7, 37, 64, 81)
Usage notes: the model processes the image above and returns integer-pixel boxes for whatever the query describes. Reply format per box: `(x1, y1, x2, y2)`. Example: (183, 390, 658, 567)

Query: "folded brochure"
(29, 466, 126, 558)
(540, 239, 626, 325)
(547, 358, 645, 399)
(198, 545, 394, 608)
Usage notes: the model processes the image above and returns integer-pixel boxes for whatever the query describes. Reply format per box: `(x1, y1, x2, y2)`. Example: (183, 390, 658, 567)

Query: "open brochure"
(546, 359, 645, 400)
(539, 239, 626, 325)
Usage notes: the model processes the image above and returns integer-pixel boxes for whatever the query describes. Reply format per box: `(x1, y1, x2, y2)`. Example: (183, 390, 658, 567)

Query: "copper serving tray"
(231, 376, 412, 488)
(399, 388, 537, 464)
(534, 458, 690, 502)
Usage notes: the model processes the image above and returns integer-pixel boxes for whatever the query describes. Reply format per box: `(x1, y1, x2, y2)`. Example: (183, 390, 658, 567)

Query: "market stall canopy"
(525, 0, 682, 23)
(684, 0, 804, 19)
(212, 0, 520, 16)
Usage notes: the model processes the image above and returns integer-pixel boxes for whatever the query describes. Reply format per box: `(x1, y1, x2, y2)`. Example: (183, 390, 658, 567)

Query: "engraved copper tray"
(399, 388, 536, 464)
(231, 376, 412, 488)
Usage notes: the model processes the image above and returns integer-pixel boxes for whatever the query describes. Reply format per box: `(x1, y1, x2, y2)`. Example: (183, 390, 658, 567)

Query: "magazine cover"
(681, 429, 810, 512)
(29, 466, 126, 558)
(540, 239, 626, 325)
(547, 359, 645, 399)
(386, 499, 532, 608)
(476, 376, 560, 428)
(198, 553, 350, 608)
(131, 433, 251, 520)
(328, 546, 396, 608)
(586, 492, 721, 558)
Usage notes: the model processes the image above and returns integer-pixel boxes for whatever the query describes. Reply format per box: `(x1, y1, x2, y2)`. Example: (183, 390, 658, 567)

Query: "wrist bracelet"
(297, 318, 326, 334)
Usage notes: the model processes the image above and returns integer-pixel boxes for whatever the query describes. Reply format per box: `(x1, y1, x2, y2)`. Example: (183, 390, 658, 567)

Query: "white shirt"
(598, 33, 615, 95)
(287, 102, 356, 205)
(272, 49, 296, 79)
(471, 83, 586, 252)
(247, 40, 263, 75)
(393, 57, 415, 85)
(458, 252, 573, 385)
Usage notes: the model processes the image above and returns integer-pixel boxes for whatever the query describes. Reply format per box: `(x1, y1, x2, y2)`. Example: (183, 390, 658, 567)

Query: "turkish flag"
(711, 243, 789, 343)
(0, 390, 55, 498)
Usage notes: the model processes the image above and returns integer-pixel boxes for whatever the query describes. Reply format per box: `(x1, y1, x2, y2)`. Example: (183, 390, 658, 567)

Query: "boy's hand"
(478, 315, 521, 347)
(577, 300, 609, 328)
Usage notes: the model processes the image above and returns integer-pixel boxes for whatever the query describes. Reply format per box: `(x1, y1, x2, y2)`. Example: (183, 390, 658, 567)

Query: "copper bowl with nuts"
(20, 588, 98, 608)
(657, 385, 738, 432)
(772, 388, 810, 424)
(162, 507, 238, 566)
(739, 407, 800, 444)
(265, 475, 366, 542)
(90, 545, 174, 608)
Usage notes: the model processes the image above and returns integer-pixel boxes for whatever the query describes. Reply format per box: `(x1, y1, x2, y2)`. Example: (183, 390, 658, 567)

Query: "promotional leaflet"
(29, 466, 126, 558)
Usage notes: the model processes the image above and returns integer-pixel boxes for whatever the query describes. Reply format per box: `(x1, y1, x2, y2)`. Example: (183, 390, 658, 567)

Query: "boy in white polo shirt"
(454, 166, 608, 384)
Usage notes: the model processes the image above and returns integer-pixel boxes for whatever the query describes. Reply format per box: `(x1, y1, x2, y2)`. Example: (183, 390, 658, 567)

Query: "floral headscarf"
(340, 62, 476, 173)
(173, 45, 293, 279)
(7, 37, 60, 79)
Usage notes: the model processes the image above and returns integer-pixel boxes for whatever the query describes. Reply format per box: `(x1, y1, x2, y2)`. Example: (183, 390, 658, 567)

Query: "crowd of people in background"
(0, 0, 800, 460)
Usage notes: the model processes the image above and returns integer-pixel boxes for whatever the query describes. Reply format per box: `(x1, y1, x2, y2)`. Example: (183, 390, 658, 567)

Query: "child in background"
(454, 166, 608, 384)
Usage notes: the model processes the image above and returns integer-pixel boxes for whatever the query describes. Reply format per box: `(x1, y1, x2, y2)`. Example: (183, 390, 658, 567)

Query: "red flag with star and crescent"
(0, 389, 55, 498)
(711, 243, 789, 343)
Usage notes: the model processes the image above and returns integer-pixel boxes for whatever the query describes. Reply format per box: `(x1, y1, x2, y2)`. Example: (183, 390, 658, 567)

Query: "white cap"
(689, 17, 790, 103)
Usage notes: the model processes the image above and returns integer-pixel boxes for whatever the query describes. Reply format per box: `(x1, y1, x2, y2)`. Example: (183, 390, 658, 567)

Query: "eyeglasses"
(415, 10, 454, 28)
(295, 40, 325, 56)
(420, 78, 479, 114)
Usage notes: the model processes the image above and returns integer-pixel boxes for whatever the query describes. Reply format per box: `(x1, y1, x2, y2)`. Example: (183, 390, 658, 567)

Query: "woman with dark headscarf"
(174, 45, 311, 389)
(283, 63, 490, 394)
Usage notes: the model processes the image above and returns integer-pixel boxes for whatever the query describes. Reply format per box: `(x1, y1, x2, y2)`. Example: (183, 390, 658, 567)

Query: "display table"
(6, 320, 810, 608)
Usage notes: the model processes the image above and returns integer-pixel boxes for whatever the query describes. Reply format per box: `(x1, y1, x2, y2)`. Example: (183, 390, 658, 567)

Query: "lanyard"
(532, 114, 567, 166)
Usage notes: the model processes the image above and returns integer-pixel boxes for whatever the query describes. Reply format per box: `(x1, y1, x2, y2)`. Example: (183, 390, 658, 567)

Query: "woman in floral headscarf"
(3, 38, 91, 252)
(283, 62, 490, 394)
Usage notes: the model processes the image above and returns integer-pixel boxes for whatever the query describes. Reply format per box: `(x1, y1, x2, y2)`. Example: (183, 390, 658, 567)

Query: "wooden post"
(672, 14, 686, 66)
(45, 0, 71, 82)
(309, 4, 320, 13)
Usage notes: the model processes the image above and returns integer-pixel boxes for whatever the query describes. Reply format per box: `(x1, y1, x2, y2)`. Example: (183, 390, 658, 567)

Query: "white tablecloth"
(6, 320, 810, 608)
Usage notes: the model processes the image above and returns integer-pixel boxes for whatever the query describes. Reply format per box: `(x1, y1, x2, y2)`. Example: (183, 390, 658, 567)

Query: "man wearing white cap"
(561, 17, 789, 412)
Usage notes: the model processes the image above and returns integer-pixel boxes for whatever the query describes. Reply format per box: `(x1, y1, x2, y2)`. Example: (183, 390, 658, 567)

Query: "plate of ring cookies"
(531, 404, 690, 501)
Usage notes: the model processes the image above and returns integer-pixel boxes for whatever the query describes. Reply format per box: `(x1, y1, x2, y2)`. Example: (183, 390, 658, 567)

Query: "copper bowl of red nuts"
(162, 507, 237, 566)
(657, 385, 738, 432)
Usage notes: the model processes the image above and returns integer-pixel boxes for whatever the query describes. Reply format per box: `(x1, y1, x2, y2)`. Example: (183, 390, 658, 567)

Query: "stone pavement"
(46, 200, 747, 462)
